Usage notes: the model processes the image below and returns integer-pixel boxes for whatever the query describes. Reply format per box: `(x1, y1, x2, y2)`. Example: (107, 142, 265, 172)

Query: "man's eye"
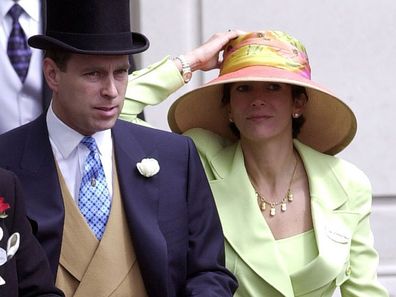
(115, 69, 128, 76)
(86, 71, 100, 78)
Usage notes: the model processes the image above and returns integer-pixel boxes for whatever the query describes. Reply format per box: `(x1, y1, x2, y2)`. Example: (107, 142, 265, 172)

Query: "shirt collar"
(46, 103, 112, 159)
(1, 0, 40, 22)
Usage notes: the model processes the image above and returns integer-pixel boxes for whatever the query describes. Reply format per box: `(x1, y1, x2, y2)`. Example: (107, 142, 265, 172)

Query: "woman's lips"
(246, 114, 272, 120)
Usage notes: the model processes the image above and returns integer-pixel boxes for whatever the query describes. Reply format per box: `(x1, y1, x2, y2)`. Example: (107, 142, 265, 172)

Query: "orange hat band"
(220, 32, 311, 79)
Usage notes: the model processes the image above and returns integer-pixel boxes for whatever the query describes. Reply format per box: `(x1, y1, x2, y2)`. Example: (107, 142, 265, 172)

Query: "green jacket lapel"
(290, 141, 360, 295)
(210, 143, 294, 297)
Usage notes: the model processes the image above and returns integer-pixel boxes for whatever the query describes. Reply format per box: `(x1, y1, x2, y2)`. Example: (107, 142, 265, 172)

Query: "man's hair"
(44, 49, 72, 71)
(221, 83, 307, 138)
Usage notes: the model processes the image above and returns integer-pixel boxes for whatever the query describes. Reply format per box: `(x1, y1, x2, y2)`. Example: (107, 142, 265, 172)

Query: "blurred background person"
(0, 0, 50, 134)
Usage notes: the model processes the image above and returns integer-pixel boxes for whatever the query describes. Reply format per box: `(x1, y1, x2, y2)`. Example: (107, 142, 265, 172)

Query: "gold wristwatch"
(174, 55, 192, 83)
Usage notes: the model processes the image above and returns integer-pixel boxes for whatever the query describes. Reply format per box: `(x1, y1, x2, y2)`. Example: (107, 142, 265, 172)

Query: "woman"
(0, 168, 64, 297)
(122, 30, 388, 296)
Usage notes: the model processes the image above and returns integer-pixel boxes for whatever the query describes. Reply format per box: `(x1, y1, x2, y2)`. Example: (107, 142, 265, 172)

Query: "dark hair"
(290, 85, 307, 138)
(221, 83, 307, 138)
(44, 50, 72, 71)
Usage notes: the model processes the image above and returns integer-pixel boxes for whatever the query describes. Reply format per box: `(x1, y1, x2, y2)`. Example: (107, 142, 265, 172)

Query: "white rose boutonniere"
(136, 158, 160, 178)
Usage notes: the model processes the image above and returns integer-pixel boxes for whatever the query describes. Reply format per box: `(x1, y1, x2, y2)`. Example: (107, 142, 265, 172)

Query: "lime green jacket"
(121, 58, 389, 296)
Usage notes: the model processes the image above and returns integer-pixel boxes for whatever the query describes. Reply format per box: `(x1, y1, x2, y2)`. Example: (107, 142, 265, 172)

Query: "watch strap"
(174, 55, 192, 83)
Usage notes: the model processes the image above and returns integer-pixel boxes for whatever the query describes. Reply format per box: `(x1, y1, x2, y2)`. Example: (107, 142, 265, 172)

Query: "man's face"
(49, 54, 130, 135)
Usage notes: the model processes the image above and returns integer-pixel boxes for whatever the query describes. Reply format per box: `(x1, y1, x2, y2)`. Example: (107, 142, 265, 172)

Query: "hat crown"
(221, 31, 311, 79)
(29, 0, 149, 55)
(46, 0, 131, 35)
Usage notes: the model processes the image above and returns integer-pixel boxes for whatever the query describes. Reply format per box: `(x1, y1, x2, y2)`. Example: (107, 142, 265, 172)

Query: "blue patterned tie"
(7, 4, 32, 83)
(78, 136, 111, 240)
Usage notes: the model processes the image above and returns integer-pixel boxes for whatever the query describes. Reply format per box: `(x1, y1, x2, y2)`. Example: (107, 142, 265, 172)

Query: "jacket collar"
(210, 142, 294, 296)
(111, 120, 169, 297)
(209, 139, 359, 296)
(19, 114, 65, 275)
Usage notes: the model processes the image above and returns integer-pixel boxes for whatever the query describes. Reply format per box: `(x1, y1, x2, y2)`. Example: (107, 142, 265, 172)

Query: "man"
(0, 168, 64, 297)
(0, 0, 237, 296)
(0, 0, 50, 134)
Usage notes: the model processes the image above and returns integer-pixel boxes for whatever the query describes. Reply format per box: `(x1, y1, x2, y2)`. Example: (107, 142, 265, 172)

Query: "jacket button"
(346, 266, 352, 276)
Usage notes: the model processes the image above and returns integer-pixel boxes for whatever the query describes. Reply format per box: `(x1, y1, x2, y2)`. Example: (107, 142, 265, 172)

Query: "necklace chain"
(252, 156, 298, 217)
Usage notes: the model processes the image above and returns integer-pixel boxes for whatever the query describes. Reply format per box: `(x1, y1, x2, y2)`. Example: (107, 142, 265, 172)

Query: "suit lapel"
(111, 121, 168, 297)
(19, 115, 64, 276)
(73, 165, 142, 297)
(290, 141, 360, 295)
(210, 142, 294, 297)
(55, 168, 98, 294)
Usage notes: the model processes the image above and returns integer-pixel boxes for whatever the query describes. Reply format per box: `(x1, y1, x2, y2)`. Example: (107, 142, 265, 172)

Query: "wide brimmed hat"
(168, 31, 356, 154)
(28, 0, 149, 55)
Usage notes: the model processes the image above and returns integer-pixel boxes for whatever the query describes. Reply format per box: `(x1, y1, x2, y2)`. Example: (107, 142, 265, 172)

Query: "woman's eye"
(235, 84, 250, 92)
(267, 83, 281, 91)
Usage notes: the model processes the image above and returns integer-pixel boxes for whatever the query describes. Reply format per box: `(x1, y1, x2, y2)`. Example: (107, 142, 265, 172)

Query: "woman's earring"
(292, 113, 300, 118)
(229, 117, 234, 123)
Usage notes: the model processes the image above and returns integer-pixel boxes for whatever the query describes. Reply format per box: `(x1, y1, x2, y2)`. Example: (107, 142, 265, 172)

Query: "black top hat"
(28, 0, 149, 55)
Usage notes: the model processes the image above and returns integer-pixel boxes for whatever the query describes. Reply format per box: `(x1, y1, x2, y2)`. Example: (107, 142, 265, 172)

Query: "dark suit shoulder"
(0, 167, 17, 184)
(114, 119, 193, 148)
(0, 116, 40, 143)
(116, 119, 186, 138)
(0, 115, 47, 163)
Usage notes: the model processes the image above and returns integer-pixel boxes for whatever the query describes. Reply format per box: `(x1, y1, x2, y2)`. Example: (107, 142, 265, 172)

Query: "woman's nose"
(250, 89, 268, 106)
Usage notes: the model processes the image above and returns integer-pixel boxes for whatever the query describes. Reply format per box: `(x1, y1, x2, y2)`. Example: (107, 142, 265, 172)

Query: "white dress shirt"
(0, 0, 43, 134)
(46, 104, 114, 204)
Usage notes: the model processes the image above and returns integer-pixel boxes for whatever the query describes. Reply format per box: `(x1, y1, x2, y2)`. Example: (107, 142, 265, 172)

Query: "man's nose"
(101, 77, 118, 98)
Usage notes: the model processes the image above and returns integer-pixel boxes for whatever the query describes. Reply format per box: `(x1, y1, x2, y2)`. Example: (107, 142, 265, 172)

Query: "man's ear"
(43, 58, 61, 92)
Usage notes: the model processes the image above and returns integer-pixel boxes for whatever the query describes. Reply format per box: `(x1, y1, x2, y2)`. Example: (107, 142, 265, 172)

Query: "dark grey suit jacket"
(0, 168, 64, 297)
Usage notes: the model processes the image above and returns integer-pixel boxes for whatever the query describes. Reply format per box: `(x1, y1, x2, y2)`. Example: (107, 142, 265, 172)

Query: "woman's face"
(229, 81, 303, 143)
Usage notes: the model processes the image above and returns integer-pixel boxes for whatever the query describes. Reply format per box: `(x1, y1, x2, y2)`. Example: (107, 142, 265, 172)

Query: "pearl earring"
(293, 113, 300, 118)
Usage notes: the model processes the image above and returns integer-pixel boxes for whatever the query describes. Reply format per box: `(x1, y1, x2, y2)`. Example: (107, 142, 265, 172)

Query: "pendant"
(91, 178, 96, 187)
(287, 190, 293, 202)
(260, 201, 266, 211)
(281, 202, 287, 212)
(270, 206, 276, 216)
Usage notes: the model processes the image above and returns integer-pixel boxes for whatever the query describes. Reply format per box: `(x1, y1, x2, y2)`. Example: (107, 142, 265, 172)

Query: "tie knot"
(8, 4, 24, 21)
(81, 136, 98, 153)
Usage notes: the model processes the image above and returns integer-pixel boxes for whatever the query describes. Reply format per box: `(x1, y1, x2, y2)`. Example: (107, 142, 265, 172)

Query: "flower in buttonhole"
(136, 158, 160, 178)
(0, 197, 10, 219)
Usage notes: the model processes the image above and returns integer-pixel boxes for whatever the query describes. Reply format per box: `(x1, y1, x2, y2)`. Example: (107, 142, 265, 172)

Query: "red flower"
(0, 196, 10, 214)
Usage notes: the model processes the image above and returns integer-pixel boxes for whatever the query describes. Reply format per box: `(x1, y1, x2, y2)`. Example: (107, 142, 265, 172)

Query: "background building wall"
(132, 0, 396, 294)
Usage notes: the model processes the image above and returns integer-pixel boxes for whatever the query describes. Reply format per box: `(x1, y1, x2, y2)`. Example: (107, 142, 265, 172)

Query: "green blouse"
(276, 229, 318, 275)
